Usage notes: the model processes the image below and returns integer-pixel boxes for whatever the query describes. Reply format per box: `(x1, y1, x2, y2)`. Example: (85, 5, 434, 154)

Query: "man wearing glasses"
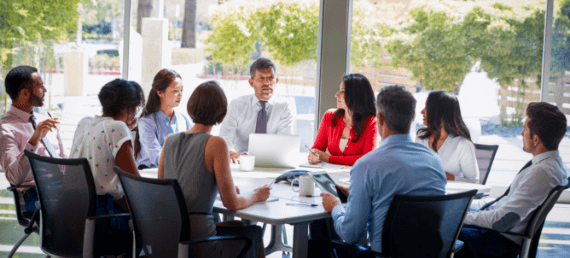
(220, 57, 296, 163)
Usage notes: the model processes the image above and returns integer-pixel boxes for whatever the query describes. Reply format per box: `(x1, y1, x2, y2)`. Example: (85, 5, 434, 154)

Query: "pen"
(286, 202, 318, 207)
(47, 112, 59, 129)
(304, 144, 317, 156)
(304, 195, 320, 197)
(268, 180, 275, 188)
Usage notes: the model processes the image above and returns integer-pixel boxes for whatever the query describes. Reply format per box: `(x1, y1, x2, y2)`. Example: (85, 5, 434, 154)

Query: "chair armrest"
(328, 240, 388, 258)
(473, 193, 489, 199)
(179, 236, 252, 258)
(453, 240, 464, 253)
(86, 213, 131, 220)
(497, 231, 528, 238)
(7, 185, 35, 191)
(83, 213, 131, 258)
(180, 235, 252, 246)
(462, 224, 530, 239)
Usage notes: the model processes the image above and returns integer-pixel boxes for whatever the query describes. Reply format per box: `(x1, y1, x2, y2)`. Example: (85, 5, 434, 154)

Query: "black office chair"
(114, 166, 252, 258)
(328, 189, 478, 258)
(6, 184, 40, 258)
(24, 150, 131, 257)
(474, 144, 499, 185)
(464, 177, 570, 258)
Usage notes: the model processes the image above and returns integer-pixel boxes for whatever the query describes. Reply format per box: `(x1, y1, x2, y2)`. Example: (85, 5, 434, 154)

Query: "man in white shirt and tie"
(219, 57, 296, 163)
(457, 102, 568, 258)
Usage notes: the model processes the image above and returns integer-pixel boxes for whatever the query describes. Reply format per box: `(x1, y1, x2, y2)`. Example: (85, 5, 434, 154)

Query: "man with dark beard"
(0, 65, 66, 212)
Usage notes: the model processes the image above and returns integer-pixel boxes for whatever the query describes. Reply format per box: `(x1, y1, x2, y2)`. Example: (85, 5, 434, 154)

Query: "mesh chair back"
(115, 167, 190, 257)
(382, 190, 477, 258)
(523, 178, 570, 257)
(474, 144, 499, 185)
(9, 185, 34, 227)
(24, 150, 96, 257)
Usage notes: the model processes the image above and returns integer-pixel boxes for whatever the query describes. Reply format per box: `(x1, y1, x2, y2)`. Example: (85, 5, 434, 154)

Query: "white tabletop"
(139, 162, 491, 258)
(139, 164, 491, 222)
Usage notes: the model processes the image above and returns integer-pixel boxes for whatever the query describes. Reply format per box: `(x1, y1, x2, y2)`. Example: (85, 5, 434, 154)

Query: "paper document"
(216, 194, 279, 203)
(299, 162, 351, 172)
(299, 162, 321, 168)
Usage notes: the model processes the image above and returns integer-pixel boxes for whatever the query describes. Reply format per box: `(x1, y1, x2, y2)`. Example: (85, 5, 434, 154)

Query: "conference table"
(139, 162, 491, 258)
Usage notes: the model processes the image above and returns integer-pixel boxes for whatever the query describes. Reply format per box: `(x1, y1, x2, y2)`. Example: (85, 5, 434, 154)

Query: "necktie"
(30, 115, 57, 158)
(255, 101, 268, 134)
(480, 160, 533, 210)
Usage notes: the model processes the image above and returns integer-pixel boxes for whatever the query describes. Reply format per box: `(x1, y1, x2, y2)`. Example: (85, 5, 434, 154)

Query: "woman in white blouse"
(416, 91, 480, 183)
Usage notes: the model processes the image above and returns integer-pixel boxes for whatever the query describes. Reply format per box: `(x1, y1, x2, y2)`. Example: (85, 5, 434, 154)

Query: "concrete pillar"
(141, 18, 171, 97)
(120, 27, 143, 83)
(64, 51, 88, 96)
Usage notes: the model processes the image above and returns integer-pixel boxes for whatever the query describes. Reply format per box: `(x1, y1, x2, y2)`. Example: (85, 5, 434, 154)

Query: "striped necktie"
(255, 101, 268, 134)
(29, 115, 57, 158)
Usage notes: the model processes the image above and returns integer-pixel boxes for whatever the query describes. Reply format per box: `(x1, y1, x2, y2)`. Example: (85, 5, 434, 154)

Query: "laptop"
(248, 134, 301, 168)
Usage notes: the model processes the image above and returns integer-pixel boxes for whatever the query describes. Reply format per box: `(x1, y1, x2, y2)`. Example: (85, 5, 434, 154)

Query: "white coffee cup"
(291, 175, 315, 196)
(240, 155, 255, 171)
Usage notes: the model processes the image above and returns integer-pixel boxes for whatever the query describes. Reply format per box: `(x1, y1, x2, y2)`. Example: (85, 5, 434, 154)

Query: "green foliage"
(205, 2, 258, 72)
(205, 0, 319, 72)
(351, 1, 398, 69)
(0, 0, 80, 67)
(81, 0, 121, 26)
(480, 9, 545, 89)
(385, 1, 546, 92)
(386, 8, 474, 91)
(550, 0, 570, 79)
(256, 1, 319, 67)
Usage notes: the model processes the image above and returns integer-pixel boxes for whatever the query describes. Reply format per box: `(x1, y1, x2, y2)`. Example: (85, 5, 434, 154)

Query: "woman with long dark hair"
(416, 91, 479, 183)
(308, 73, 378, 166)
(134, 68, 193, 169)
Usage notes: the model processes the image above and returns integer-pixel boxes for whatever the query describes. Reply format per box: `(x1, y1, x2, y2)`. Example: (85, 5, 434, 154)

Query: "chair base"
(8, 232, 32, 258)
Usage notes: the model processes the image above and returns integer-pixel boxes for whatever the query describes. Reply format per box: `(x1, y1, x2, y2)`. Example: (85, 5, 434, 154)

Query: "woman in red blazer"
(308, 73, 378, 166)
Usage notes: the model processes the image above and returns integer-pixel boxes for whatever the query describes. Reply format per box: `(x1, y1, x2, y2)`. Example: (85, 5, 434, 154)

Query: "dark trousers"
(23, 188, 38, 212)
(308, 218, 343, 258)
(94, 194, 132, 256)
(456, 227, 521, 258)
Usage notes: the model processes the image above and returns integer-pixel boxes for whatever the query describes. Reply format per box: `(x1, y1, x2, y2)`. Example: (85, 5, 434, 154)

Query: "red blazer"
(312, 110, 378, 166)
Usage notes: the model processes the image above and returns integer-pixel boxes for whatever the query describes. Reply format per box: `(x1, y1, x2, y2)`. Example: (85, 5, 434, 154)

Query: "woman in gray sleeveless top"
(158, 81, 271, 258)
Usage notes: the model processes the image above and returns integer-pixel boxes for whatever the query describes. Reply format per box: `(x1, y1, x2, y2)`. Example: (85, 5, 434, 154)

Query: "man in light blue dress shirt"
(318, 85, 447, 254)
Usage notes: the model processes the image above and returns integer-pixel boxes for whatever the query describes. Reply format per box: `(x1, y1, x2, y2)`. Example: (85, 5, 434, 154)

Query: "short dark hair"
(376, 85, 416, 134)
(4, 65, 38, 100)
(98, 79, 145, 117)
(187, 81, 227, 126)
(249, 58, 276, 78)
(526, 102, 567, 150)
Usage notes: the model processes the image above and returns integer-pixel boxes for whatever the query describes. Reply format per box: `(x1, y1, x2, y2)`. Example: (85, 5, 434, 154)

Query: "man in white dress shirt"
(219, 57, 295, 163)
(457, 102, 568, 258)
